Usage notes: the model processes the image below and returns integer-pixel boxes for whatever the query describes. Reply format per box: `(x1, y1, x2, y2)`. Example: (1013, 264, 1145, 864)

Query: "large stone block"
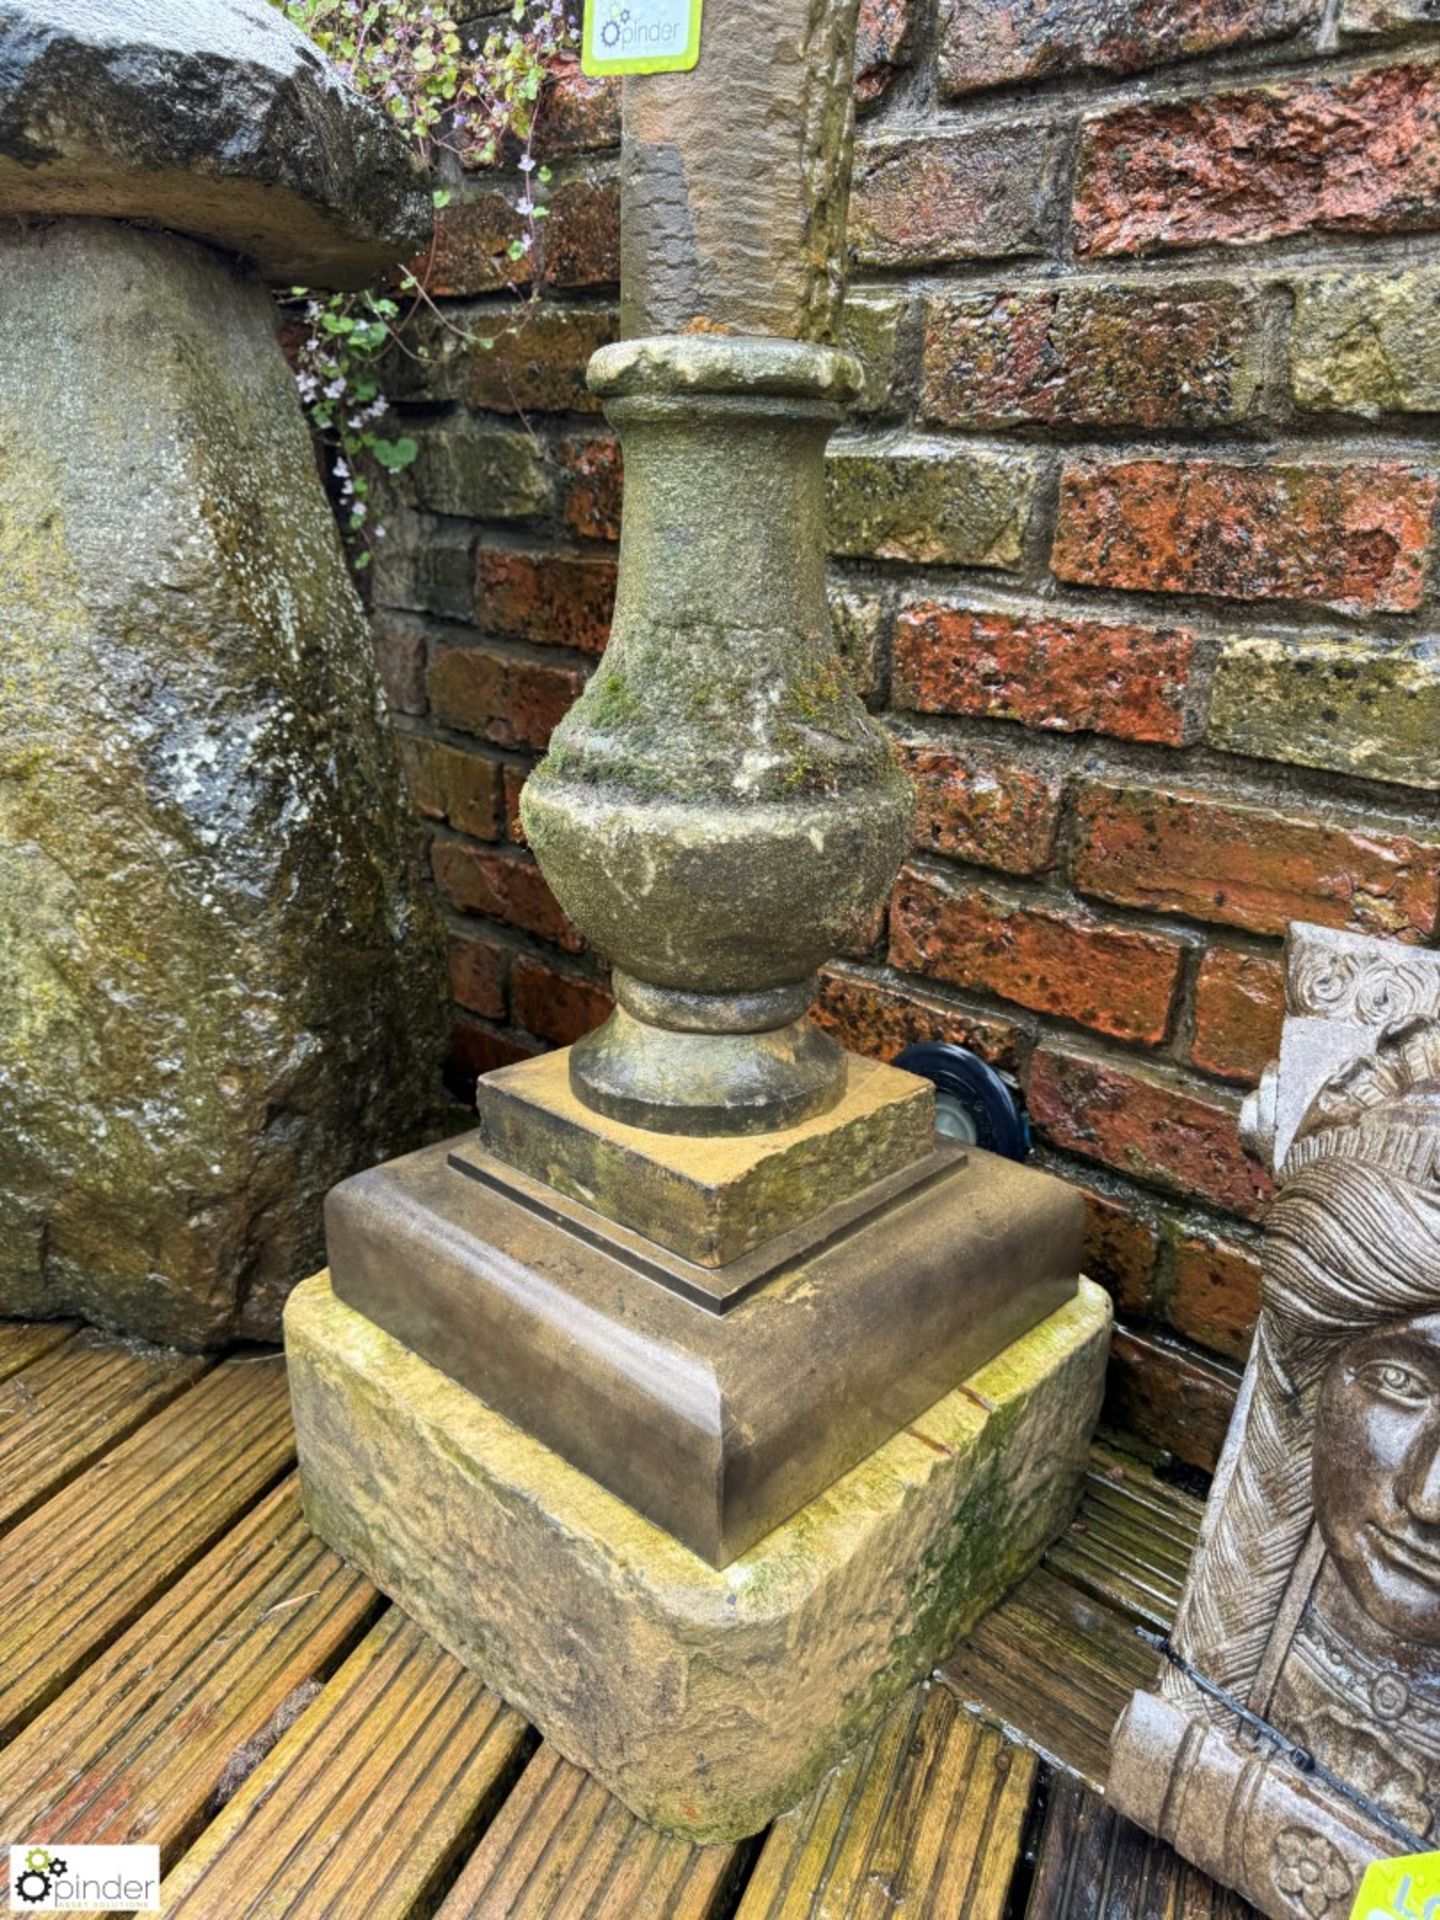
(0, 220, 446, 1346)
(288, 1271, 1112, 1842)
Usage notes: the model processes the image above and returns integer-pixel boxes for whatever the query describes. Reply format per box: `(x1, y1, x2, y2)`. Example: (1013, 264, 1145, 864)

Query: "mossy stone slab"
(0, 0, 429, 288)
(287, 1271, 1112, 1843)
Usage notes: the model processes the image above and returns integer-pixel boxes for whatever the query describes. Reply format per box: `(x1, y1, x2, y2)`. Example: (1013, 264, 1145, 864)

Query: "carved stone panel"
(1110, 923, 1440, 1920)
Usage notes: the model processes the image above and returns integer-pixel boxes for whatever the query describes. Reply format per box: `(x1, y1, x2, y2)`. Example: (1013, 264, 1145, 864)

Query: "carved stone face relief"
(1107, 925, 1440, 1920)
(1315, 1311, 1440, 1648)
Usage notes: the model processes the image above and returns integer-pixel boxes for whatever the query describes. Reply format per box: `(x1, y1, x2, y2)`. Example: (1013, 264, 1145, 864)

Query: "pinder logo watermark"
(8, 1845, 160, 1912)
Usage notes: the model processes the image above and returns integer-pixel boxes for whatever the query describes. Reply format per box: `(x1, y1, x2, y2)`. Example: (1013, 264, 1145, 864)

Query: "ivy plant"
(275, 0, 580, 565)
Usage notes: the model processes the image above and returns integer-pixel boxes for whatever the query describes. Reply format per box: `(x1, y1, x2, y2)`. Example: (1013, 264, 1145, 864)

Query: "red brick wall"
(373, 3, 1440, 1473)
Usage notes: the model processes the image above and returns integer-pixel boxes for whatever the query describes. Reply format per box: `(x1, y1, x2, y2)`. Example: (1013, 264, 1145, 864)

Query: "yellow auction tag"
(1353, 1854, 1440, 1920)
(581, 0, 704, 76)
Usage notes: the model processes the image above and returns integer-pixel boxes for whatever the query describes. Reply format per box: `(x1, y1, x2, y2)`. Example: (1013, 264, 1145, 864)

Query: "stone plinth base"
(325, 1134, 1082, 1565)
(287, 1272, 1112, 1843)
(474, 1046, 934, 1268)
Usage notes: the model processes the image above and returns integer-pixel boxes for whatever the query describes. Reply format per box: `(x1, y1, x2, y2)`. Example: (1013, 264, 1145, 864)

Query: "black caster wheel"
(894, 1042, 1031, 1163)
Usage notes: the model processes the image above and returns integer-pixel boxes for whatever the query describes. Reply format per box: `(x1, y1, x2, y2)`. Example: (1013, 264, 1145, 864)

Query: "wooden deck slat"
(0, 1321, 77, 1382)
(0, 1477, 378, 1884)
(0, 1327, 1223, 1918)
(0, 1355, 293, 1742)
(736, 1683, 1036, 1920)
(159, 1609, 534, 1920)
(1046, 1446, 1203, 1632)
(1027, 1777, 1257, 1919)
(938, 1567, 1160, 1791)
(0, 1331, 210, 1534)
(437, 1744, 745, 1919)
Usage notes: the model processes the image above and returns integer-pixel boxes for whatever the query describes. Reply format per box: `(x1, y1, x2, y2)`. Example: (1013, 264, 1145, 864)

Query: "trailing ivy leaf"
(371, 436, 420, 472)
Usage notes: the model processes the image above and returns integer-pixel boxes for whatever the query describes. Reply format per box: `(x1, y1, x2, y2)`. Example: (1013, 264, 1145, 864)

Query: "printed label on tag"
(1353, 1853, 1440, 1920)
(582, 0, 703, 76)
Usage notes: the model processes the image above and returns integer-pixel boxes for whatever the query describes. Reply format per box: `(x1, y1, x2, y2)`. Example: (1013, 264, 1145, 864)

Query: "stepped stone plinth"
(292, 0, 1111, 1840)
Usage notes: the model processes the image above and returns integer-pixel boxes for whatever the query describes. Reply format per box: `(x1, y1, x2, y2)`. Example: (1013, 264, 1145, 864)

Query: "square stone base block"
(474, 1046, 936, 1268)
(286, 1272, 1112, 1844)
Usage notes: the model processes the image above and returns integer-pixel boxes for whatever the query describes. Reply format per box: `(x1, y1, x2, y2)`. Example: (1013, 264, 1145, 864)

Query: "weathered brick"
(555, 436, 624, 543)
(1080, 1187, 1160, 1320)
(812, 966, 1024, 1074)
(1340, 0, 1440, 36)
(1028, 1046, 1273, 1220)
(1166, 1229, 1264, 1363)
(890, 866, 1184, 1044)
(434, 748, 503, 843)
(467, 306, 618, 415)
(1191, 948, 1285, 1084)
(397, 733, 443, 820)
(475, 550, 616, 655)
(922, 284, 1261, 431)
(827, 442, 1039, 567)
(448, 1017, 539, 1086)
(1052, 458, 1436, 614)
(371, 518, 476, 624)
(399, 738, 503, 842)
(896, 739, 1064, 875)
(448, 934, 509, 1022)
(850, 128, 1066, 267)
(940, 0, 1318, 94)
(1105, 1327, 1241, 1473)
(837, 900, 889, 963)
(830, 588, 889, 707)
(379, 309, 472, 405)
(1073, 779, 1440, 941)
(409, 424, 552, 522)
(426, 194, 531, 296)
(535, 54, 622, 156)
(895, 602, 1200, 746)
(540, 176, 621, 290)
(843, 291, 911, 414)
(1209, 637, 1440, 792)
(428, 646, 586, 754)
(856, 0, 917, 106)
(1076, 64, 1440, 259)
(371, 614, 429, 716)
(1291, 269, 1440, 415)
(430, 844, 583, 951)
(503, 767, 528, 844)
(511, 953, 614, 1046)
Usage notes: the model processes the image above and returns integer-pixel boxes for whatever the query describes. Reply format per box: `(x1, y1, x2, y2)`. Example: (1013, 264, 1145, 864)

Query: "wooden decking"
(0, 1318, 1257, 1918)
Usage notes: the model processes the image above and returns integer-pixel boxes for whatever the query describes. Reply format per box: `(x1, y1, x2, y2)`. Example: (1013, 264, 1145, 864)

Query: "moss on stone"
(288, 1271, 1112, 1842)
(1209, 636, 1440, 791)
(0, 220, 447, 1347)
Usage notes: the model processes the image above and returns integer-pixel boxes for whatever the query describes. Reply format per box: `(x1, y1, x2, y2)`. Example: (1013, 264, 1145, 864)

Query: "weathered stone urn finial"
(0, 0, 444, 1346)
(521, 0, 914, 1136)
